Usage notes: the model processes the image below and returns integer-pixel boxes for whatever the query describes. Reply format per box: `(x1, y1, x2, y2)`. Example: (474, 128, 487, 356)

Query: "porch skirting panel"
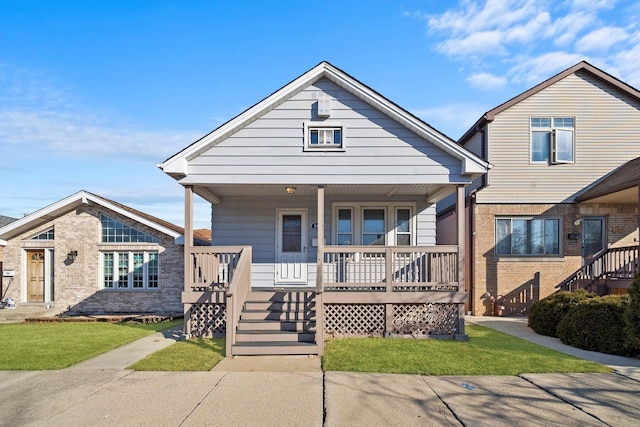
(323, 302, 459, 338)
(187, 303, 226, 338)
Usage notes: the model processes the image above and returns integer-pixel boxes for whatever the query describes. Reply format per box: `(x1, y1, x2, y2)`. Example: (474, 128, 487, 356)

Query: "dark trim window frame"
(495, 217, 561, 256)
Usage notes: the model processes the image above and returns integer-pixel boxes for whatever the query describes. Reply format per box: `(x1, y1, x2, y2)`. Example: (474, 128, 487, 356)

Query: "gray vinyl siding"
(212, 196, 436, 287)
(188, 79, 467, 185)
(477, 71, 640, 204)
(463, 131, 484, 158)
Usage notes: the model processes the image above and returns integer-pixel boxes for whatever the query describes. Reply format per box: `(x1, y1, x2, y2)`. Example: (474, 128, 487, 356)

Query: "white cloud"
(576, 26, 629, 52)
(0, 109, 200, 161)
(466, 72, 508, 90)
(508, 51, 586, 84)
(436, 31, 506, 58)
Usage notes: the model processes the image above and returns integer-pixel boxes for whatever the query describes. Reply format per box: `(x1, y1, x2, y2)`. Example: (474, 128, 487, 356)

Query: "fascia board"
(160, 65, 328, 173)
(323, 66, 490, 174)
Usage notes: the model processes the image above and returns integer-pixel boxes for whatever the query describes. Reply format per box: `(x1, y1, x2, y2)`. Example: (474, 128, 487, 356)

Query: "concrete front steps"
(231, 290, 318, 356)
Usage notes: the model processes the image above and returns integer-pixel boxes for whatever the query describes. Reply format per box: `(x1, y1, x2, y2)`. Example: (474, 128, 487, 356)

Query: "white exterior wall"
(477, 71, 640, 204)
(188, 79, 466, 185)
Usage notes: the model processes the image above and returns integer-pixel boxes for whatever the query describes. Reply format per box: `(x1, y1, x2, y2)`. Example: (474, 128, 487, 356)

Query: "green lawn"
(0, 319, 182, 370)
(322, 325, 611, 375)
(129, 338, 225, 371)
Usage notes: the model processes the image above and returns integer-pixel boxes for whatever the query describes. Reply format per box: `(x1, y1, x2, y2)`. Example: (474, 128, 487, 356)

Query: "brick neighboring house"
(437, 61, 640, 316)
(0, 191, 209, 315)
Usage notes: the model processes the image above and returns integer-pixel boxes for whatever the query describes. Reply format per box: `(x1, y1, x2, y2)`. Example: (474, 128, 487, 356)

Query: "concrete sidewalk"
(2, 317, 640, 426)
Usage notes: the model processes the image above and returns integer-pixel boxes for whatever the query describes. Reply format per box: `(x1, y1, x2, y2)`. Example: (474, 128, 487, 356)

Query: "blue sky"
(2, 0, 639, 229)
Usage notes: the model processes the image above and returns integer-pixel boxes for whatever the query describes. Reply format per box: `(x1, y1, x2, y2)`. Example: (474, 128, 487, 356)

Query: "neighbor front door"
(582, 216, 606, 265)
(275, 210, 308, 284)
(26, 250, 45, 302)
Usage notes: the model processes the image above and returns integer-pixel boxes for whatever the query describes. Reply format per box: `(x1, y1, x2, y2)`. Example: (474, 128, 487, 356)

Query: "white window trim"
(529, 117, 575, 165)
(101, 250, 160, 291)
(303, 121, 345, 152)
(332, 202, 416, 246)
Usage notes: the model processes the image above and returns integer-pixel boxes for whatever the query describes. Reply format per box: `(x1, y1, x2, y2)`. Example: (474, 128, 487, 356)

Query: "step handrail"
(557, 245, 639, 292)
(225, 246, 252, 357)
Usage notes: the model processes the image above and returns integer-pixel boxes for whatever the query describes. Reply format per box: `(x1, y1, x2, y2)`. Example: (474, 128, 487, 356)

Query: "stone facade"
(0, 204, 183, 315)
(469, 202, 638, 316)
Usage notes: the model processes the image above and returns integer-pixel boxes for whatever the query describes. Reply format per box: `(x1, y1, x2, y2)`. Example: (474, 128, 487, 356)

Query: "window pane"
(530, 219, 545, 254)
(310, 130, 318, 144)
(337, 234, 352, 245)
(496, 219, 511, 255)
(553, 117, 574, 128)
(363, 209, 385, 233)
(338, 209, 352, 232)
(531, 118, 551, 128)
(545, 219, 560, 255)
(132, 253, 144, 288)
(555, 129, 574, 162)
(363, 233, 385, 245)
(100, 215, 158, 243)
(118, 253, 129, 288)
(148, 253, 159, 288)
(333, 129, 342, 145)
(396, 234, 410, 246)
(103, 253, 114, 288)
(396, 209, 410, 232)
(511, 220, 528, 255)
(532, 131, 550, 161)
(282, 215, 301, 252)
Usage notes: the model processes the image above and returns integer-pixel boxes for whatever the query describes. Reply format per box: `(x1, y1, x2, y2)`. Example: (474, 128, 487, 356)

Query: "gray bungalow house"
(160, 62, 489, 356)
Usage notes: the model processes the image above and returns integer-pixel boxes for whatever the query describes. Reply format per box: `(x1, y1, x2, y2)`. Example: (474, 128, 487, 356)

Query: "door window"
(282, 215, 302, 252)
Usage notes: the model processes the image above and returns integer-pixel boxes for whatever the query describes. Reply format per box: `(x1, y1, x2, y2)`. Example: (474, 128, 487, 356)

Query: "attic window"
(31, 228, 54, 240)
(100, 215, 159, 243)
(304, 123, 344, 151)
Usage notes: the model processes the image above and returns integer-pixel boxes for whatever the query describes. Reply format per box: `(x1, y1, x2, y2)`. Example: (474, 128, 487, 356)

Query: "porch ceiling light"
(285, 187, 296, 195)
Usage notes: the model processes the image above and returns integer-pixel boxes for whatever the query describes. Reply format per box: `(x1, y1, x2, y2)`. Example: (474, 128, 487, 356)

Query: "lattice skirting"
(324, 303, 459, 338)
(189, 303, 226, 338)
(391, 303, 458, 336)
(324, 304, 386, 337)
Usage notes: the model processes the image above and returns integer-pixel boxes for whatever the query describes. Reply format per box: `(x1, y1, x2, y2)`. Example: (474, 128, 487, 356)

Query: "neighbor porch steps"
(231, 290, 318, 356)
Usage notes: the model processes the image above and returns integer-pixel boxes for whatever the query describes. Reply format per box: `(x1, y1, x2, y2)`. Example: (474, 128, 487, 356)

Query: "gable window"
(102, 251, 159, 290)
(31, 228, 54, 240)
(496, 217, 561, 256)
(531, 117, 574, 164)
(304, 122, 344, 151)
(100, 215, 159, 243)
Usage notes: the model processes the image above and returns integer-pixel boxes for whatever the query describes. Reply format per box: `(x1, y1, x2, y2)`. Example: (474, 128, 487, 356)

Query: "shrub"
(528, 290, 596, 337)
(623, 270, 640, 354)
(557, 295, 630, 356)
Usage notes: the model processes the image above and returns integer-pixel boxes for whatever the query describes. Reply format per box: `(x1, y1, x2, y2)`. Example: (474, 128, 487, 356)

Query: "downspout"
(468, 191, 476, 315)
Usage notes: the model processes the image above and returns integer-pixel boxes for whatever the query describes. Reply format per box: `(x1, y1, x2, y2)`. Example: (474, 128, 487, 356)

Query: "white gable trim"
(159, 62, 489, 177)
(0, 191, 181, 241)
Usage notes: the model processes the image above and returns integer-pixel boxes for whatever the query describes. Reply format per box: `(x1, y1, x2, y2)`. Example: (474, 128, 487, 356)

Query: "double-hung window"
(531, 117, 575, 164)
(496, 217, 561, 256)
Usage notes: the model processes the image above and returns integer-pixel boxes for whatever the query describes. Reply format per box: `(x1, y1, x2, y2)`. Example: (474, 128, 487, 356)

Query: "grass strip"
(129, 338, 225, 371)
(322, 325, 611, 375)
(0, 319, 183, 370)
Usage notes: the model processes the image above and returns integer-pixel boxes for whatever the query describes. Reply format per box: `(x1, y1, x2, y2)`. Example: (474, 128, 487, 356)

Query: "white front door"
(275, 209, 308, 284)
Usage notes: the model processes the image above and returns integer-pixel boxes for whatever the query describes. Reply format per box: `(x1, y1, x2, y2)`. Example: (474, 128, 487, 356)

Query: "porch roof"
(192, 183, 462, 205)
(576, 156, 640, 204)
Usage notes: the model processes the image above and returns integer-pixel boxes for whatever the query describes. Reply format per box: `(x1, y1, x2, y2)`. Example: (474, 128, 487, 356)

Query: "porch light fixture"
(285, 187, 296, 195)
(573, 218, 582, 226)
(67, 250, 78, 261)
